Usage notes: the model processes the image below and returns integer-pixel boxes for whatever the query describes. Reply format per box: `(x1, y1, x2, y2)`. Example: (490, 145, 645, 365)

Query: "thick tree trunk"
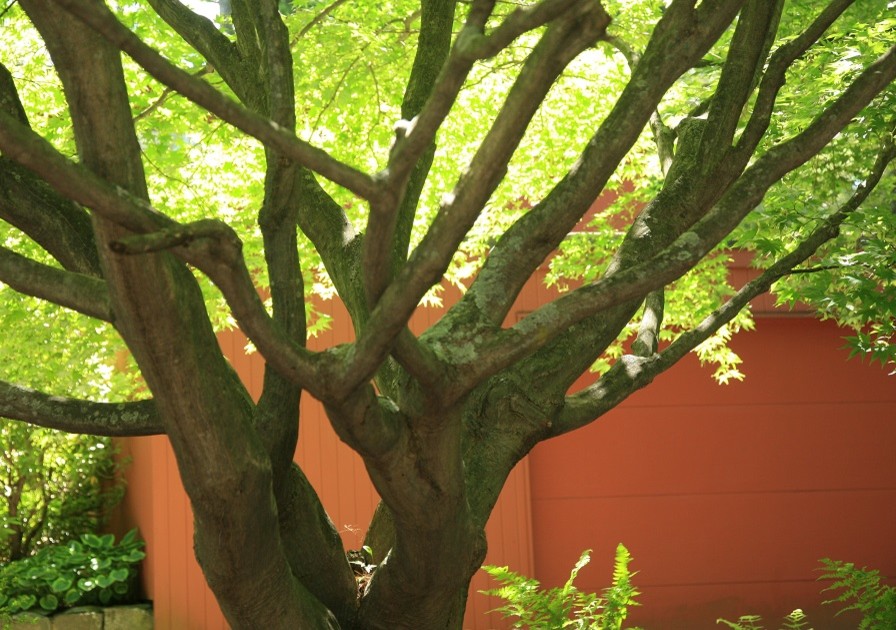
(18, 2, 344, 628)
(358, 514, 485, 629)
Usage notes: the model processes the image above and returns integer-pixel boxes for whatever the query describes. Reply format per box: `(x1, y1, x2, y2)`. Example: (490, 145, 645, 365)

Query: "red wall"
(529, 316, 896, 628)
(118, 268, 896, 628)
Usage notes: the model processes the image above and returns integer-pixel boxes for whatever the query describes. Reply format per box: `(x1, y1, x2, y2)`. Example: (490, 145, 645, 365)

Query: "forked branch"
(341, 3, 610, 393)
(456, 41, 896, 386)
(556, 121, 896, 434)
(461, 0, 747, 326)
(0, 111, 323, 395)
(50, 0, 379, 201)
(734, 0, 856, 159)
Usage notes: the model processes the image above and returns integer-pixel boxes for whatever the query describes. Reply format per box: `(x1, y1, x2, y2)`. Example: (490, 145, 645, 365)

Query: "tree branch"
(366, 0, 584, 312)
(342, 2, 611, 393)
(460, 0, 747, 327)
(0, 111, 324, 396)
(0, 61, 28, 127)
(292, 0, 350, 43)
(108, 219, 325, 395)
(144, 0, 264, 107)
(449, 43, 896, 391)
(0, 160, 102, 276)
(0, 381, 161, 436)
(134, 64, 214, 122)
(0, 247, 112, 321)
(697, 0, 785, 165)
(369, 0, 458, 391)
(735, 0, 856, 159)
(385, 0, 585, 193)
(631, 290, 664, 357)
(363, 0, 456, 306)
(0, 110, 174, 234)
(50, 0, 380, 201)
(250, 0, 309, 506)
(555, 120, 896, 435)
(0, 62, 101, 276)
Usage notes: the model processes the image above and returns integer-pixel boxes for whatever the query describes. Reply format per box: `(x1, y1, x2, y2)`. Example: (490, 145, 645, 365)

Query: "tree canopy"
(0, 0, 894, 627)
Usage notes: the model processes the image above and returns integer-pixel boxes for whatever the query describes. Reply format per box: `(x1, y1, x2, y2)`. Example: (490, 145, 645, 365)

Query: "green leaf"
(77, 578, 95, 591)
(81, 534, 103, 548)
(51, 577, 73, 593)
(63, 590, 81, 605)
(38, 594, 58, 612)
(18, 594, 37, 611)
(120, 529, 138, 546)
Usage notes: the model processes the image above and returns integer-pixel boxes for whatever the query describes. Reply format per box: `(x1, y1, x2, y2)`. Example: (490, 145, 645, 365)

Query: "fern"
(716, 610, 811, 630)
(819, 559, 896, 629)
(482, 544, 642, 630)
(717, 615, 765, 630)
(719, 557, 896, 630)
(602, 544, 640, 630)
(780, 608, 811, 630)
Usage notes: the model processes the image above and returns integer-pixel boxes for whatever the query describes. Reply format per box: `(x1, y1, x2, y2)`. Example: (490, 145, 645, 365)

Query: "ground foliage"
(0, 0, 894, 628)
(483, 544, 640, 629)
(0, 420, 123, 564)
(0, 529, 145, 616)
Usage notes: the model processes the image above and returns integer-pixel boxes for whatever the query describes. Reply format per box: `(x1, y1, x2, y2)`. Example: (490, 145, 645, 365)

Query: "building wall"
(528, 316, 896, 629)
(119, 262, 896, 629)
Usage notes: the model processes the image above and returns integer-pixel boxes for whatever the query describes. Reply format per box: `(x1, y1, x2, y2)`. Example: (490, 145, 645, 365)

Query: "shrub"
(0, 419, 124, 563)
(0, 529, 145, 616)
(482, 543, 641, 630)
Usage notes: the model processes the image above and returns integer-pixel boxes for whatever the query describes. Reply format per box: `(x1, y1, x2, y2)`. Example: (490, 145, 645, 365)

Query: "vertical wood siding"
(119, 253, 895, 628)
(528, 317, 896, 628)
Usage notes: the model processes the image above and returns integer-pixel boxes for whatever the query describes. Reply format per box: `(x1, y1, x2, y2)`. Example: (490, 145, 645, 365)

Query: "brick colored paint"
(529, 317, 896, 628)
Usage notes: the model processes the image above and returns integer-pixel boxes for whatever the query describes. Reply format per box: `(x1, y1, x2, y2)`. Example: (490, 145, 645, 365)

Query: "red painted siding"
(529, 317, 896, 628)
(119, 259, 896, 628)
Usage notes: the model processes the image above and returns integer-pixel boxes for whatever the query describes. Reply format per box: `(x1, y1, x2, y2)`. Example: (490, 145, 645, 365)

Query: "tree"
(0, 0, 893, 627)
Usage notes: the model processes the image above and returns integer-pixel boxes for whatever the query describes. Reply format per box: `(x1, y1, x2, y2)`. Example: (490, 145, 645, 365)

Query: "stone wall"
(4, 604, 152, 630)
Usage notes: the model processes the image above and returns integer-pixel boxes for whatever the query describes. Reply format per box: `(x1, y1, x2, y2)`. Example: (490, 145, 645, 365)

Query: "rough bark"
(0, 0, 893, 628)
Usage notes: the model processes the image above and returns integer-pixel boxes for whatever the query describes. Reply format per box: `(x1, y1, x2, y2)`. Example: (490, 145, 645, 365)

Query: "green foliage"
(488, 553, 896, 630)
(820, 558, 896, 630)
(717, 609, 811, 630)
(0, 421, 124, 564)
(718, 558, 896, 630)
(482, 544, 641, 630)
(4, 0, 893, 384)
(0, 529, 145, 616)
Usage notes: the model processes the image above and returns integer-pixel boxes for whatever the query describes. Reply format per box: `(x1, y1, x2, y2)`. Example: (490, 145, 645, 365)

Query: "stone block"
(5, 613, 53, 630)
(103, 605, 153, 630)
(50, 607, 103, 630)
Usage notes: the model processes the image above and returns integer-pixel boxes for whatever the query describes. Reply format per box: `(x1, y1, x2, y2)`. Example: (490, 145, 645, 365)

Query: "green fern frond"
(781, 608, 812, 629)
(481, 543, 641, 630)
(716, 614, 764, 630)
(819, 558, 896, 629)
